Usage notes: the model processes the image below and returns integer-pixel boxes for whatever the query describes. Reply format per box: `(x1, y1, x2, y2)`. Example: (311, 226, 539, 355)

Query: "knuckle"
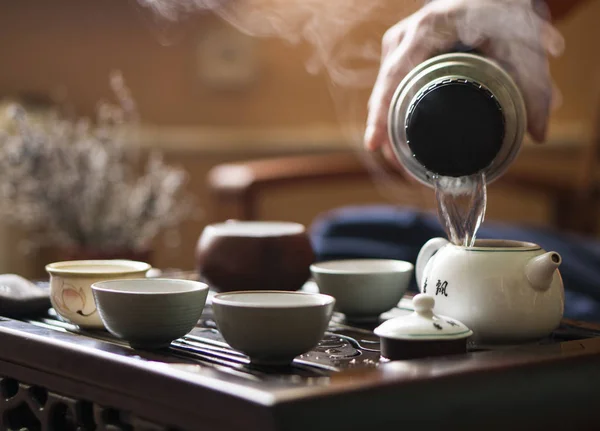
(412, 7, 435, 30)
(382, 25, 402, 48)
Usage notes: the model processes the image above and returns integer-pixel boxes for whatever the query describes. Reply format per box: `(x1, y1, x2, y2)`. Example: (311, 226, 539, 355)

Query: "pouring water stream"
(434, 172, 487, 247)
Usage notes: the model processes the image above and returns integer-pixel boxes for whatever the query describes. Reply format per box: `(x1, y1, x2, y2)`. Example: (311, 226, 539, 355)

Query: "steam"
(137, 0, 416, 88)
(136, 0, 417, 202)
(136, 0, 564, 200)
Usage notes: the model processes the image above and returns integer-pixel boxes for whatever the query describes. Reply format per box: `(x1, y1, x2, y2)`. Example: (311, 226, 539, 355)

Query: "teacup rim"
(46, 259, 152, 278)
(310, 259, 414, 275)
(92, 278, 208, 295)
(212, 290, 335, 308)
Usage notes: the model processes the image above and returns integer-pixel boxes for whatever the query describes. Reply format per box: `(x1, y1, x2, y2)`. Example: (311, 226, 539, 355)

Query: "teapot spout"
(525, 252, 561, 292)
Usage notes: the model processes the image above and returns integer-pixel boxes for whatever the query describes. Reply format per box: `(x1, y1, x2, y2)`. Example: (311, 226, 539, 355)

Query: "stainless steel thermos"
(387, 52, 527, 186)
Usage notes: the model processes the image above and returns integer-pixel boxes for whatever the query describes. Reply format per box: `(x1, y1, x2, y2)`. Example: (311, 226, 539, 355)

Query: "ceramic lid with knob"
(374, 294, 472, 340)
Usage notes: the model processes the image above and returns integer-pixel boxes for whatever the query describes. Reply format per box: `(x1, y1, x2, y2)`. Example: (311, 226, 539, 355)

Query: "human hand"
(365, 0, 565, 161)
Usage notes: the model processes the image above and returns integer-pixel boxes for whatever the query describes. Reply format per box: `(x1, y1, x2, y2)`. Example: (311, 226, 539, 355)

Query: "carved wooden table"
(1, 274, 600, 430)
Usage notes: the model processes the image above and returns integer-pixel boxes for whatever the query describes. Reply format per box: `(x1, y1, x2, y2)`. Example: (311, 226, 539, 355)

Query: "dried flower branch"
(0, 72, 196, 252)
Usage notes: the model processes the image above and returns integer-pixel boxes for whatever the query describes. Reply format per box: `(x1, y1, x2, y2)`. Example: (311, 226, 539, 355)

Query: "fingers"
(540, 20, 564, 57)
(366, 0, 561, 150)
(364, 48, 404, 152)
(523, 71, 553, 143)
(365, 6, 459, 153)
(365, 33, 432, 152)
(513, 21, 562, 143)
(487, 44, 553, 143)
(485, 20, 560, 143)
(364, 25, 406, 152)
(382, 144, 404, 172)
(364, 50, 410, 152)
(381, 21, 406, 60)
(499, 45, 553, 143)
(452, 0, 562, 144)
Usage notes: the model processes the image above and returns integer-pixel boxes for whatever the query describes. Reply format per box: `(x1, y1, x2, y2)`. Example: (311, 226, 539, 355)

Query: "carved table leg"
(0, 376, 173, 431)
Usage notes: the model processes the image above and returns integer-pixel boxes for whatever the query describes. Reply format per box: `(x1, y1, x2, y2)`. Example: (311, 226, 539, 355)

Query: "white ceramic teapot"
(416, 238, 564, 344)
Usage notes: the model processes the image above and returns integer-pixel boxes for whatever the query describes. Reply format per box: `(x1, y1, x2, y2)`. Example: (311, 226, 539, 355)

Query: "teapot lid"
(374, 294, 472, 340)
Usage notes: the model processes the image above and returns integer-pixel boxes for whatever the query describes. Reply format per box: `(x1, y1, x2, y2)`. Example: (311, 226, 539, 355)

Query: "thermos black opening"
(405, 80, 506, 178)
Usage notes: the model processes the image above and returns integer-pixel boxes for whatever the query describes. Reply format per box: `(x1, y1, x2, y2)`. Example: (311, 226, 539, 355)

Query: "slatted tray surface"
(2, 272, 600, 429)
(20, 274, 600, 384)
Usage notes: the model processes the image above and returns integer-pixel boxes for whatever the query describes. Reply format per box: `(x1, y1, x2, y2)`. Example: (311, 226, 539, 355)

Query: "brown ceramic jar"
(195, 221, 315, 292)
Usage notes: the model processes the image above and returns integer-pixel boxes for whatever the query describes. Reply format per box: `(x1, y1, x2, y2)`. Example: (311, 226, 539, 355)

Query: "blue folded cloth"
(310, 205, 600, 322)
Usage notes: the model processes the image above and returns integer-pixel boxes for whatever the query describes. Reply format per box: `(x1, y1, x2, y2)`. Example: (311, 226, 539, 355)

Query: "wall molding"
(130, 121, 591, 154)
(131, 123, 358, 154)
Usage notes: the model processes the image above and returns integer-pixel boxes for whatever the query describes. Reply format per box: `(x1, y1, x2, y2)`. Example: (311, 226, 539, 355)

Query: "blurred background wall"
(0, 0, 598, 277)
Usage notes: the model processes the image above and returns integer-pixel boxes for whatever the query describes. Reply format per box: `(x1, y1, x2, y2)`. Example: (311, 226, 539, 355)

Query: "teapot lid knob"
(374, 292, 472, 341)
(413, 293, 435, 315)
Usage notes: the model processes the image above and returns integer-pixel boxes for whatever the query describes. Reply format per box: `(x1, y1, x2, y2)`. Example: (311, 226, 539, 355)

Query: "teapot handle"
(416, 237, 449, 290)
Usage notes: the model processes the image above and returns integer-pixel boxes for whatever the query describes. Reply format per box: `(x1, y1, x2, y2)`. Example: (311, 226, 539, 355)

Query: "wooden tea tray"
(0, 272, 599, 430)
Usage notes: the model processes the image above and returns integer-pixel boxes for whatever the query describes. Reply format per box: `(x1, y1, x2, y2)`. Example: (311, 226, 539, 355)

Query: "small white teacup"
(212, 290, 335, 366)
(92, 278, 209, 349)
(310, 259, 414, 322)
(46, 259, 152, 328)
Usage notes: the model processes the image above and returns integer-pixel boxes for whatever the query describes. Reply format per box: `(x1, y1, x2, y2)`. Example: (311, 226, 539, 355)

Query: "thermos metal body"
(388, 52, 527, 186)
